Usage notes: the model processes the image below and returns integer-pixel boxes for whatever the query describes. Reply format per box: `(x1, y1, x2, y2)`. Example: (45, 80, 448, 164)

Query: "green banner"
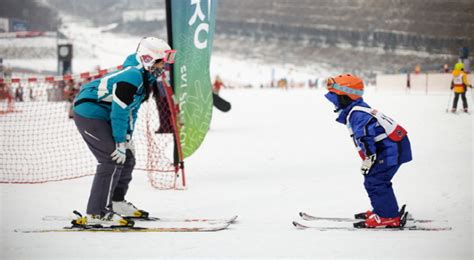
(171, 0, 217, 158)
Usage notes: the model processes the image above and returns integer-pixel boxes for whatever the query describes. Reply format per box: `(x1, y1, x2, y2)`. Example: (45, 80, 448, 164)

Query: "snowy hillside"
(1, 88, 472, 259)
(6, 0, 473, 79)
(214, 0, 474, 75)
(3, 19, 325, 88)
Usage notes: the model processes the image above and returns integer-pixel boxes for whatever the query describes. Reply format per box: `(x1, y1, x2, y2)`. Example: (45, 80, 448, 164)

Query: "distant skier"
(324, 74, 412, 228)
(72, 37, 176, 227)
(450, 62, 472, 113)
(212, 75, 225, 94)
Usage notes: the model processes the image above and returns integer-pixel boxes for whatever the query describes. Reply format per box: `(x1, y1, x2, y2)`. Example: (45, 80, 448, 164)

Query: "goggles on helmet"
(163, 50, 176, 64)
(326, 77, 335, 89)
(326, 77, 364, 97)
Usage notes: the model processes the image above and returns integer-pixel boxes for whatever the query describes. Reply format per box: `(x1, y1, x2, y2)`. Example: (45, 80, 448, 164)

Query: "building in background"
(0, 17, 29, 32)
(122, 9, 165, 23)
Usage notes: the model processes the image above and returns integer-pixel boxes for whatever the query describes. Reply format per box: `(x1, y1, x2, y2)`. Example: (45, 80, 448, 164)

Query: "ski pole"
(470, 85, 473, 113)
(446, 90, 453, 113)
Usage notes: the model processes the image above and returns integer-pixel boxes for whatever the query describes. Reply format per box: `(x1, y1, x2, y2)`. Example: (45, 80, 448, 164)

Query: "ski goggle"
(163, 50, 176, 64)
(326, 77, 364, 96)
(326, 77, 336, 89)
(141, 50, 176, 65)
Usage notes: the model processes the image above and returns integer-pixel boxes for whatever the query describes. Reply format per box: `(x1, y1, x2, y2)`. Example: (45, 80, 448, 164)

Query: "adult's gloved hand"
(361, 154, 376, 175)
(111, 142, 127, 164)
(125, 134, 135, 157)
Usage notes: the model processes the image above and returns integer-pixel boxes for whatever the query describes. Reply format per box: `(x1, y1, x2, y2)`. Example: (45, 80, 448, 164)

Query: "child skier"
(450, 62, 472, 113)
(324, 74, 412, 228)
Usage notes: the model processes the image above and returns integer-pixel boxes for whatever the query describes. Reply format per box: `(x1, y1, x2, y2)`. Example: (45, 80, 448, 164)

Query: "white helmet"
(136, 37, 176, 72)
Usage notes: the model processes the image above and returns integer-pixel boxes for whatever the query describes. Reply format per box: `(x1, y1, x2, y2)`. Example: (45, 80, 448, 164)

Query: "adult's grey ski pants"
(74, 113, 135, 216)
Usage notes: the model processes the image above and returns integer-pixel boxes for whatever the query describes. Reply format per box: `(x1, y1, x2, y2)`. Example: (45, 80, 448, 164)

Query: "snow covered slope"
(1, 88, 472, 259)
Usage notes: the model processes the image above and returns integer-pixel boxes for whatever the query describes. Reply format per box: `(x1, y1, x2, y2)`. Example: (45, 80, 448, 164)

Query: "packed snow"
(1, 87, 472, 259)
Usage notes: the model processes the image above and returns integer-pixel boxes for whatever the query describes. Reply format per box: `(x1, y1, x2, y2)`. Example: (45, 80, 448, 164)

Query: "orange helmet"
(327, 74, 364, 100)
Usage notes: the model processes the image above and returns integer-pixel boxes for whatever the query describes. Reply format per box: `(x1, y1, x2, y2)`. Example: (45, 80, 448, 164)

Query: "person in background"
(450, 62, 472, 113)
(72, 37, 176, 228)
(213, 75, 225, 94)
(414, 64, 421, 74)
(0, 83, 14, 112)
(458, 47, 470, 74)
(29, 87, 35, 101)
(461, 59, 470, 74)
(65, 79, 78, 119)
(406, 72, 411, 91)
(324, 74, 412, 228)
(15, 84, 24, 102)
(443, 64, 449, 73)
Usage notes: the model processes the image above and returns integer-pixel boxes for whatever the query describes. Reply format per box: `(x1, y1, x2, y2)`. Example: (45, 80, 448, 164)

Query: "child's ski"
(298, 212, 445, 224)
(299, 204, 445, 224)
(292, 221, 451, 231)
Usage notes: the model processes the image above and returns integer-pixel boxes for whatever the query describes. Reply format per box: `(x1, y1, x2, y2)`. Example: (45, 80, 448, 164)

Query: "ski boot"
(112, 200, 149, 219)
(354, 204, 406, 219)
(71, 210, 134, 228)
(354, 213, 401, 228)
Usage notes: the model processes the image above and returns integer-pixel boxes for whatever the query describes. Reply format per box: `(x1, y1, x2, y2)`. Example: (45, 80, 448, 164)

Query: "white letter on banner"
(194, 23, 209, 49)
(188, 0, 205, 26)
(189, 0, 210, 49)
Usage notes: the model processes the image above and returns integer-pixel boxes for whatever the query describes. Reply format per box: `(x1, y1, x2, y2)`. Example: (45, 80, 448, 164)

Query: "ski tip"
(292, 221, 308, 229)
(400, 211, 409, 228)
(398, 204, 407, 219)
(229, 215, 238, 223)
(399, 204, 406, 214)
(213, 222, 232, 231)
(72, 210, 83, 217)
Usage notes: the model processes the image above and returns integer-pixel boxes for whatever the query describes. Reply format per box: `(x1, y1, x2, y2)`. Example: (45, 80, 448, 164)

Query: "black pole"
(165, 0, 174, 89)
(165, 0, 180, 167)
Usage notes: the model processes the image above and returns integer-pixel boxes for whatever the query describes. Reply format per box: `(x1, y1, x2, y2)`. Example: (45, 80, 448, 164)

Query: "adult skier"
(324, 74, 412, 228)
(72, 37, 176, 227)
(450, 62, 472, 113)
